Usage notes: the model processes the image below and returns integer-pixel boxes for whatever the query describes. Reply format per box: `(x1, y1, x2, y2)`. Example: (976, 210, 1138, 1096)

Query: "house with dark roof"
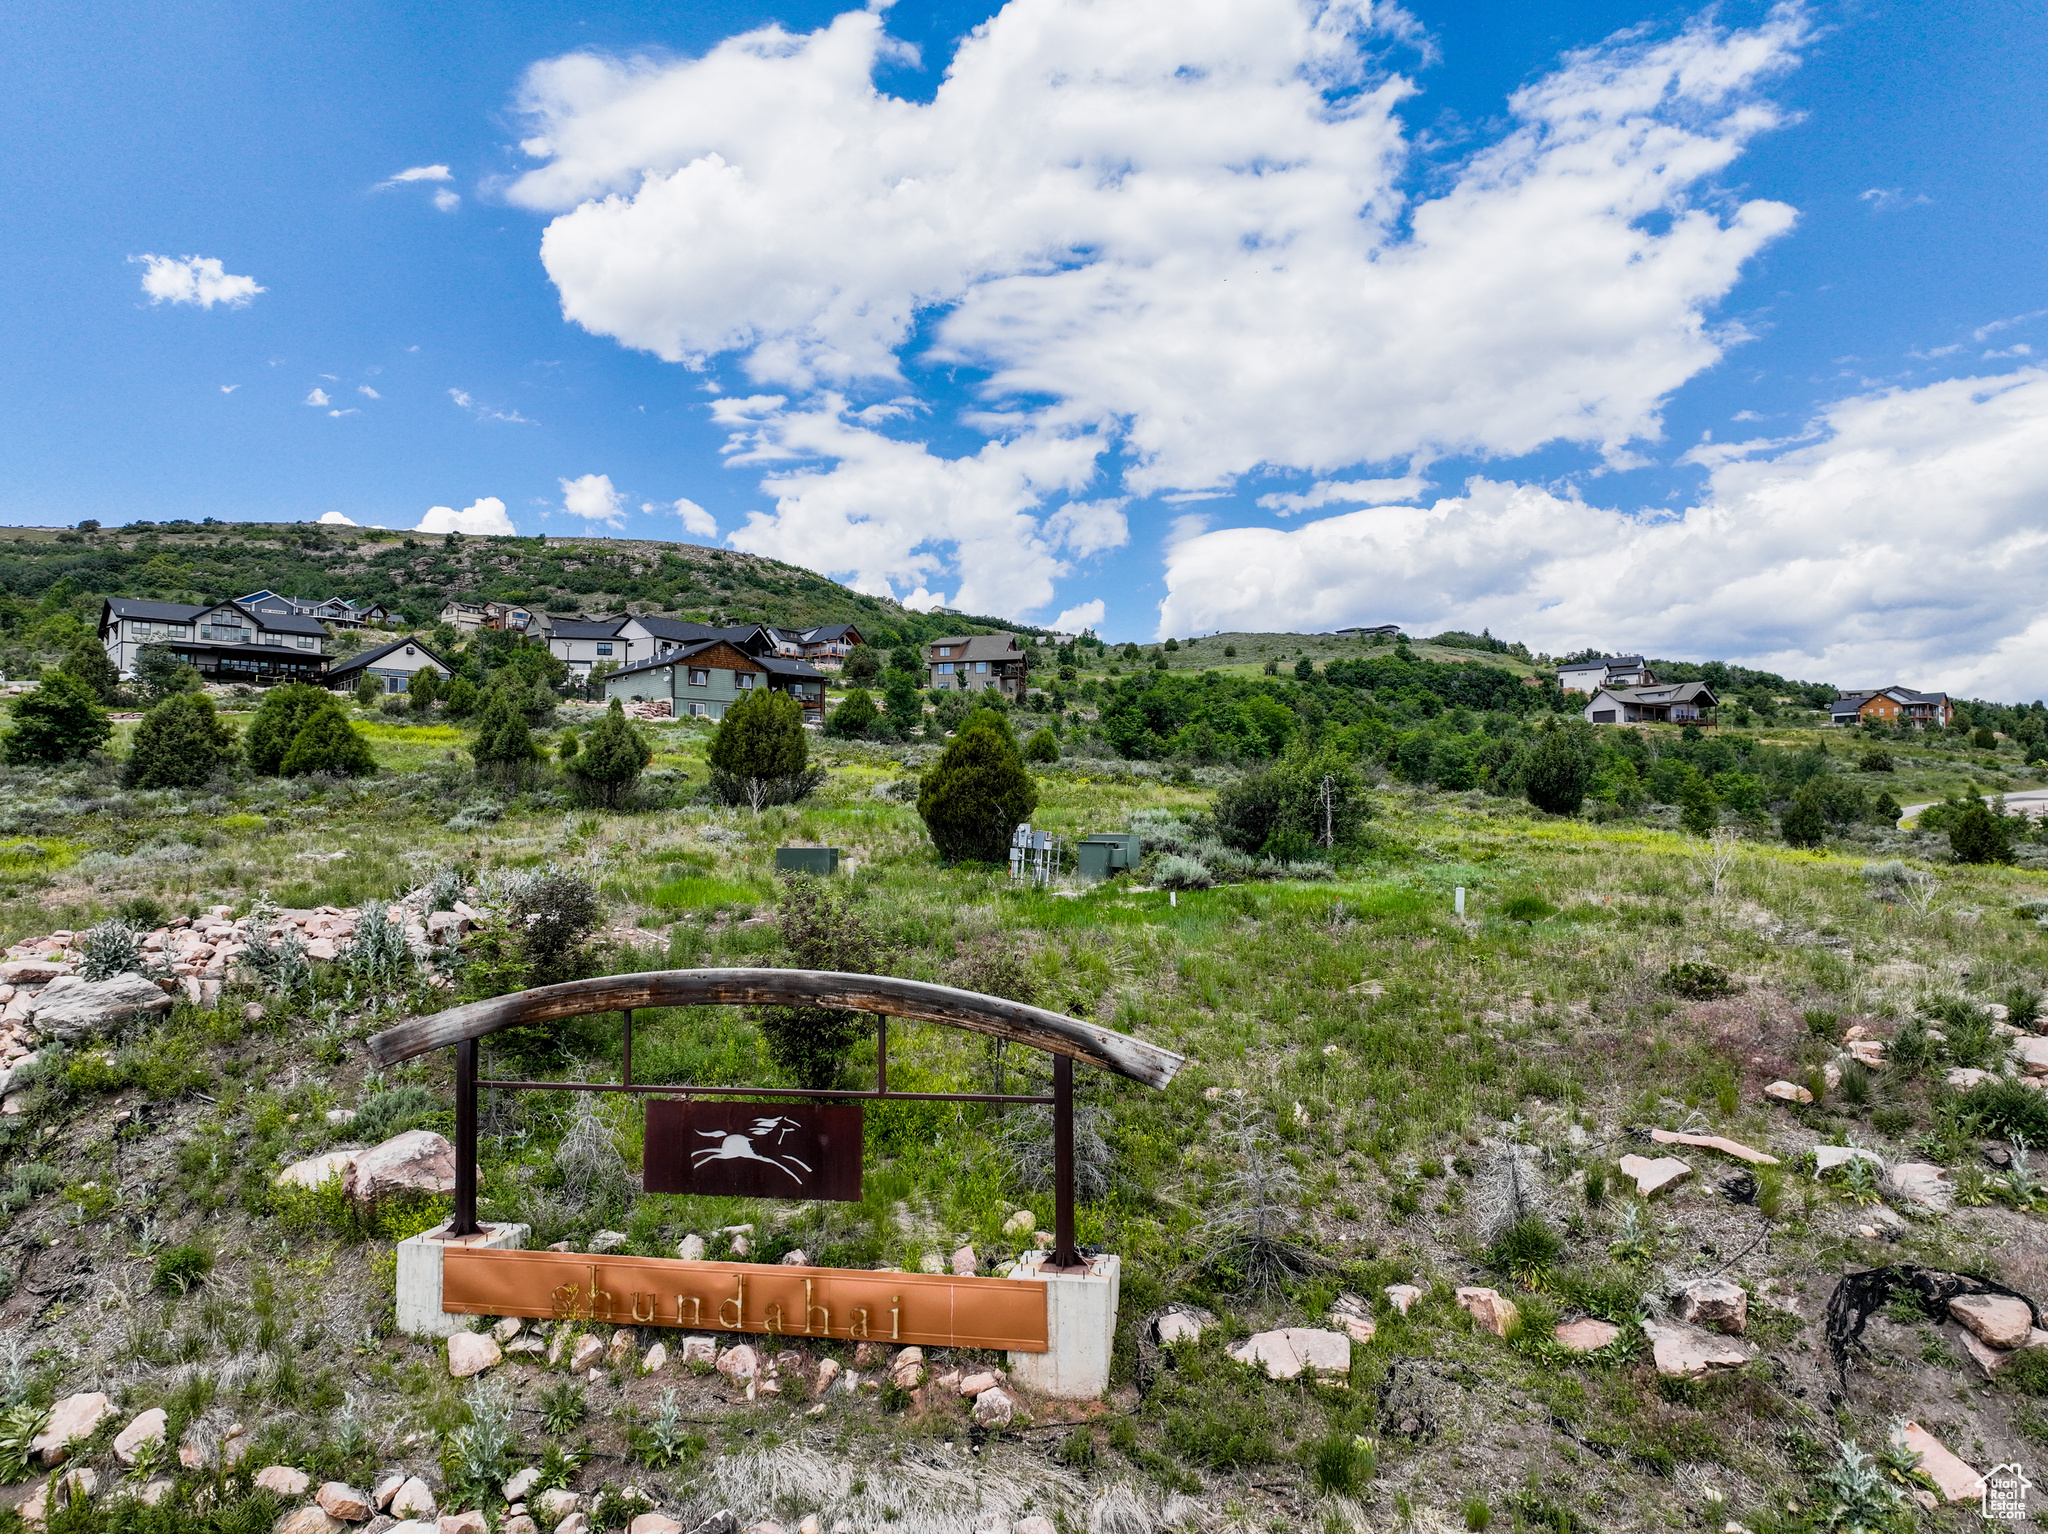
(325, 637, 455, 695)
(601, 638, 824, 721)
(1582, 681, 1717, 726)
(98, 598, 330, 685)
(1831, 687, 1954, 728)
(617, 615, 779, 662)
(927, 634, 1028, 699)
(540, 614, 636, 682)
(770, 622, 866, 669)
(238, 592, 390, 628)
(1558, 655, 1656, 694)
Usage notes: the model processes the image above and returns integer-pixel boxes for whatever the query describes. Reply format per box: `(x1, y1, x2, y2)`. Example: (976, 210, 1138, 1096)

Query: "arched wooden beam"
(366, 968, 1185, 1089)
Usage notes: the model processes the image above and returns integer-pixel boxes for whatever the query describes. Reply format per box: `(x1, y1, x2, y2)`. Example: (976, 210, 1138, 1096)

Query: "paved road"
(1899, 788, 2048, 820)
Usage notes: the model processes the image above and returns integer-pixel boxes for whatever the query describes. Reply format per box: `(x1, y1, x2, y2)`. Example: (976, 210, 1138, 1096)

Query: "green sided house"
(326, 637, 455, 695)
(602, 640, 826, 722)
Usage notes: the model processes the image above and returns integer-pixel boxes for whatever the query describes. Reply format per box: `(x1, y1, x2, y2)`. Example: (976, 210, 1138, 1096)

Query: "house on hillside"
(437, 600, 538, 634)
(618, 615, 779, 662)
(98, 597, 329, 685)
(769, 623, 865, 670)
(1559, 655, 1656, 693)
(542, 615, 634, 683)
(1336, 624, 1403, 638)
(602, 639, 824, 721)
(325, 637, 454, 695)
(1582, 681, 1717, 726)
(238, 591, 390, 628)
(1830, 687, 1954, 728)
(927, 634, 1028, 699)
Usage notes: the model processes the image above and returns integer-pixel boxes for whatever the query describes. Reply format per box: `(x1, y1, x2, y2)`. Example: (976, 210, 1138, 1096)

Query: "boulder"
(589, 1232, 628, 1254)
(679, 1336, 717, 1365)
(716, 1345, 759, 1384)
(373, 1474, 406, 1512)
(1002, 1210, 1036, 1238)
(439, 1514, 488, 1534)
(389, 1478, 436, 1520)
(569, 1335, 604, 1372)
(1846, 1039, 1886, 1068)
(32, 1392, 114, 1465)
(1553, 1319, 1621, 1353)
(1811, 1146, 1883, 1174)
(1945, 1067, 1996, 1091)
(951, 1246, 978, 1277)
(277, 1151, 357, 1191)
(554, 1518, 590, 1534)
(1154, 1308, 1207, 1345)
(778, 1251, 807, 1267)
(1674, 1278, 1749, 1335)
(0, 961, 67, 984)
(642, 1343, 667, 1374)
(504, 1520, 538, 1534)
(1455, 1287, 1519, 1338)
(345, 1131, 456, 1206)
(1641, 1319, 1747, 1378)
(256, 1467, 312, 1497)
(1328, 1292, 1377, 1345)
(628, 1516, 683, 1534)
(535, 1492, 579, 1523)
(743, 1525, 784, 1534)
(279, 1510, 344, 1534)
(1648, 1129, 1777, 1166)
(112, 1407, 167, 1466)
(958, 1371, 999, 1397)
(318, 1484, 374, 1521)
(972, 1387, 1016, 1427)
(1014, 1519, 1056, 1534)
(491, 1318, 523, 1345)
(1950, 1293, 2034, 1350)
(2013, 1036, 2048, 1075)
(605, 1329, 634, 1369)
(29, 973, 171, 1043)
(1618, 1154, 1692, 1197)
(1886, 1163, 1956, 1213)
(447, 1332, 501, 1378)
(814, 1358, 841, 1393)
(136, 1478, 174, 1507)
(1228, 1327, 1351, 1379)
(1764, 1080, 1813, 1105)
(20, 1469, 96, 1525)
(684, 1516, 738, 1534)
(677, 1235, 707, 1261)
(1384, 1283, 1423, 1315)
(1893, 1422, 1982, 1503)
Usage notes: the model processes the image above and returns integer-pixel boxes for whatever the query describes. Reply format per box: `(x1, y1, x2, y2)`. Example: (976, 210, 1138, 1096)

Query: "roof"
(929, 634, 1022, 661)
(799, 623, 861, 643)
(605, 638, 769, 683)
(1601, 681, 1717, 705)
(327, 636, 455, 678)
(102, 597, 328, 637)
(757, 655, 826, 679)
(103, 598, 206, 623)
(545, 615, 629, 640)
(629, 615, 775, 650)
(229, 606, 331, 638)
(1561, 654, 1646, 670)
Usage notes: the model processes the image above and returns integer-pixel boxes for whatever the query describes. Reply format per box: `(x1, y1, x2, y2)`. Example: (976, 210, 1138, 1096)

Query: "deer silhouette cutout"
(692, 1115, 813, 1183)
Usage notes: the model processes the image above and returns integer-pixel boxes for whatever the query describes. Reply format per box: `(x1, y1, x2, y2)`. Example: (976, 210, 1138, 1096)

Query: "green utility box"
(774, 846, 841, 875)
(1076, 833, 1143, 882)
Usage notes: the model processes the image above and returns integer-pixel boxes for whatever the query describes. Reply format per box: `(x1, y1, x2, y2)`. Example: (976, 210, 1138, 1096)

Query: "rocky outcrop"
(1641, 1319, 1748, 1377)
(30, 973, 172, 1044)
(31, 1392, 114, 1465)
(1229, 1327, 1351, 1379)
(344, 1130, 456, 1205)
(1673, 1278, 1748, 1334)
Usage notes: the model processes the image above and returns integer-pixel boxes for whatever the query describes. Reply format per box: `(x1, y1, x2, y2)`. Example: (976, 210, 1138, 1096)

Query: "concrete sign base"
(396, 1221, 530, 1338)
(1006, 1252, 1121, 1399)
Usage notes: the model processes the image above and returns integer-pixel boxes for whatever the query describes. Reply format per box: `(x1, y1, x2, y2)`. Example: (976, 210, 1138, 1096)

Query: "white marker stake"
(1454, 886, 1466, 917)
(1170, 890, 1177, 907)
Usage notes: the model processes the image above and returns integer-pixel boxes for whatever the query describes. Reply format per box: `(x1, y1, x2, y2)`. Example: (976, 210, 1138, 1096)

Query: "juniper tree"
(123, 692, 237, 789)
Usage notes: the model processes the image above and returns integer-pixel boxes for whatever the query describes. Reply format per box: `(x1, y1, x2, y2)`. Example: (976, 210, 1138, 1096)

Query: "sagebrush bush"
(1153, 854, 1213, 891)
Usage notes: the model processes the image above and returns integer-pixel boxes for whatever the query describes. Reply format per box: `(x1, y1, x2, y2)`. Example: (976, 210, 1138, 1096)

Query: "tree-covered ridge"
(0, 522, 1035, 648)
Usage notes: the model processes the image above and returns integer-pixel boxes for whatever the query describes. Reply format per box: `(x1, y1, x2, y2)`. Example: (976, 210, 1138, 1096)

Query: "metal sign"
(442, 1247, 1049, 1351)
(643, 1100, 863, 1201)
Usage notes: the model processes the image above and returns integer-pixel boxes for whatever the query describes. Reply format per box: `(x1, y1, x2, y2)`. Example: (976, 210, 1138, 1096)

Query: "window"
(296, 636, 316, 649)
(976, 661, 988, 673)
(596, 642, 612, 657)
(937, 662, 952, 674)
(386, 676, 404, 693)
(737, 672, 756, 689)
(687, 668, 709, 687)
(686, 701, 707, 717)
(404, 646, 416, 657)
(937, 645, 953, 657)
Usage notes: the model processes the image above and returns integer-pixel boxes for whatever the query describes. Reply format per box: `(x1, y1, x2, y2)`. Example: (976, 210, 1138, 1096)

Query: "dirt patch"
(1686, 990, 1814, 1096)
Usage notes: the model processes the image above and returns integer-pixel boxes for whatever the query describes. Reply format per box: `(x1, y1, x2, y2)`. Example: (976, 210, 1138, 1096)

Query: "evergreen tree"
(882, 671, 924, 735)
(842, 643, 881, 682)
(3, 671, 113, 765)
(123, 692, 237, 789)
(408, 668, 441, 713)
(706, 689, 815, 809)
(1024, 727, 1060, 763)
(917, 709, 1040, 863)
(1951, 800, 2016, 865)
(889, 645, 921, 674)
(442, 676, 478, 719)
(470, 682, 542, 784)
(567, 698, 654, 809)
(133, 644, 202, 703)
(1521, 728, 1593, 816)
(279, 702, 377, 777)
(1677, 768, 1719, 835)
(354, 672, 381, 708)
(1779, 788, 1826, 848)
(824, 687, 878, 738)
(245, 683, 332, 775)
(62, 637, 121, 702)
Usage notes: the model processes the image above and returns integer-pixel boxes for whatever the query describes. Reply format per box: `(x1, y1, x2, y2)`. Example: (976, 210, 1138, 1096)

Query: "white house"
(325, 637, 455, 695)
(543, 615, 636, 682)
(1583, 681, 1717, 725)
(1559, 655, 1656, 694)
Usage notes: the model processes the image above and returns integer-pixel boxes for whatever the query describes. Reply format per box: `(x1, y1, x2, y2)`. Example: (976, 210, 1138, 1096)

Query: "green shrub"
(1860, 750, 1894, 772)
(1488, 1214, 1564, 1284)
(2002, 1349, 2048, 1396)
(1310, 1431, 1373, 1494)
(1463, 1497, 1493, 1531)
(1023, 727, 1059, 763)
(245, 683, 333, 774)
(153, 1244, 212, 1294)
(1677, 770, 1719, 835)
(758, 875, 882, 1089)
(1212, 748, 1367, 855)
(443, 677, 479, 719)
(408, 669, 441, 712)
(61, 637, 120, 702)
(134, 643, 203, 703)
(1962, 1078, 2048, 1141)
(352, 1085, 441, 1143)
(469, 684, 542, 785)
(280, 703, 376, 777)
(0, 1401, 49, 1482)
(823, 688, 878, 739)
(1500, 894, 1555, 923)
(917, 710, 1039, 864)
(123, 692, 238, 789)
(1522, 729, 1593, 816)
(3, 673, 112, 765)
(1663, 961, 1737, 999)
(706, 689, 818, 808)
(1779, 790, 1825, 847)
(567, 699, 653, 809)
(1951, 801, 2016, 865)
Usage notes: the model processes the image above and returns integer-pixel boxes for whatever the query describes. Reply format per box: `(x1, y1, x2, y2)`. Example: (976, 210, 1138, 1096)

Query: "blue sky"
(3, 0, 2044, 690)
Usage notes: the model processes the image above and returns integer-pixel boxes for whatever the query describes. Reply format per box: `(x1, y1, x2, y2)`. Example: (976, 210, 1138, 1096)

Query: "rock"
(1950, 1293, 2035, 1350)
(1894, 1421, 1982, 1503)
(373, 1474, 406, 1512)
(244, 1003, 265, 1023)
(439, 1514, 488, 1534)
(1014, 1518, 1056, 1534)
(629, 1515, 683, 1534)
(1002, 1210, 1036, 1238)
(589, 1232, 628, 1254)
(319, 1484, 374, 1521)
(1455, 1287, 1519, 1338)
(890, 1359, 923, 1390)
(504, 1520, 538, 1534)
(325, 1109, 357, 1127)
(815, 1358, 841, 1393)
(535, 1492, 579, 1523)
(0, 961, 66, 984)
(1674, 1278, 1748, 1334)
(255, 1467, 312, 1497)
(502, 1470, 540, 1505)
(1847, 1039, 1886, 1067)
(1328, 1292, 1377, 1345)
(21, 1469, 97, 1525)
(684, 1516, 738, 1534)
(1618, 1154, 1692, 1197)
(554, 1518, 590, 1534)
(389, 1478, 436, 1519)
(1229, 1327, 1352, 1379)
(112, 1407, 168, 1465)
(1385, 1283, 1423, 1315)
(970, 1386, 1016, 1427)
(136, 1478, 174, 1507)
(1956, 1325, 2048, 1378)
(918, 1253, 944, 1274)
(778, 1250, 807, 1267)
(1811, 1146, 1884, 1173)
(1764, 1080, 1813, 1104)
(606, 1329, 635, 1368)
(729, 1236, 750, 1258)
(742, 1525, 784, 1534)
(1553, 1319, 1621, 1353)
(717, 1345, 759, 1383)
(492, 1318, 524, 1344)
(2013, 1036, 2048, 1075)
(280, 1510, 345, 1534)
(277, 1150, 357, 1191)
(1648, 1129, 1778, 1166)
(1946, 1067, 1997, 1091)
(951, 1245, 978, 1277)
(678, 1235, 707, 1260)
(853, 1342, 883, 1367)
(29, 972, 171, 1042)
(642, 1342, 667, 1374)
(678, 1336, 717, 1365)
(32, 1392, 114, 1465)
(1886, 1162, 1956, 1212)
(958, 1371, 999, 1397)
(1154, 1308, 1207, 1345)
(447, 1332, 501, 1377)
(344, 1130, 456, 1205)
(569, 1336, 604, 1372)
(1641, 1319, 1748, 1377)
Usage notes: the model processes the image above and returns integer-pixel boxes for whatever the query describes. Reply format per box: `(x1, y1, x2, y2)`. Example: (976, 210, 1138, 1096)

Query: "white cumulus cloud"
(507, 0, 1804, 618)
(1052, 600, 1106, 635)
(417, 497, 517, 536)
(384, 164, 453, 184)
(668, 497, 719, 537)
(304, 388, 331, 407)
(136, 254, 264, 309)
(318, 512, 359, 526)
(560, 472, 627, 526)
(434, 189, 461, 212)
(1160, 368, 2048, 698)
(358, 386, 381, 399)
(1257, 476, 1434, 515)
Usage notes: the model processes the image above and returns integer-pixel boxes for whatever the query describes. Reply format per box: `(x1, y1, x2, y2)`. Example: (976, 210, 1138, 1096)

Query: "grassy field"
(1, 698, 2047, 1534)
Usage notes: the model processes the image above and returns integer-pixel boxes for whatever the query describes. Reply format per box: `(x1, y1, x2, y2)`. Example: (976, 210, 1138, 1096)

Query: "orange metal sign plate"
(442, 1248, 1050, 1352)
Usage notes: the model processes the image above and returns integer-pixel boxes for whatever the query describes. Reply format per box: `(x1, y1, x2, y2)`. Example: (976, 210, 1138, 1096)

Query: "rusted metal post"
(1053, 1054, 1078, 1267)
(451, 1037, 481, 1237)
(621, 1009, 634, 1088)
(876, 1014, 888, 1094)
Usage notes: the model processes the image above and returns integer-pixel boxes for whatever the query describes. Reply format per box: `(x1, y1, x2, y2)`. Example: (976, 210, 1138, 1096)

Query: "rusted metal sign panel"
(642, 1100, 863, 1202)
(442, 1247, 1049, 1351)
